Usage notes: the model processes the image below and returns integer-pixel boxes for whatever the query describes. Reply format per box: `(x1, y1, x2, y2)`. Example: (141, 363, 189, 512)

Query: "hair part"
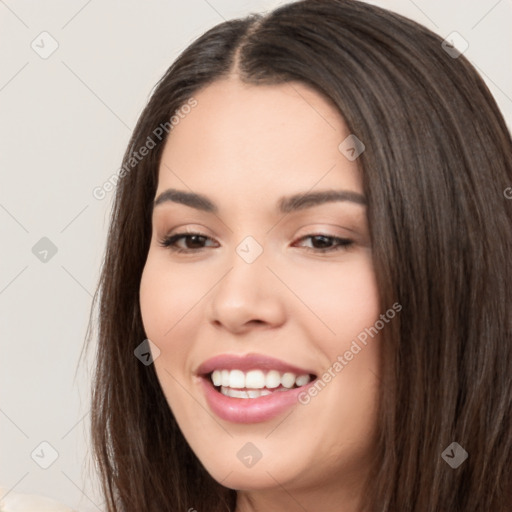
(85, 1, 512, 510)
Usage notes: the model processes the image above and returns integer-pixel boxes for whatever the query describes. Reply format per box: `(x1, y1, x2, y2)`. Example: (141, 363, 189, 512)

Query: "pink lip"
(196, 353, 317, 424)
(199, 377, 314, 423)
(196, 353, 315, 376)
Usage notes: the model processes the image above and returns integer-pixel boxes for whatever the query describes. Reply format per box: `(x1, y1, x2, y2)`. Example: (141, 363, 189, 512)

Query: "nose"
(206, 242, 286, 335)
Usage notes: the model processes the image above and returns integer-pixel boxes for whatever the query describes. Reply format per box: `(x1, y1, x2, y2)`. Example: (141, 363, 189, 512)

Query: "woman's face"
(139, 78, 382, 507)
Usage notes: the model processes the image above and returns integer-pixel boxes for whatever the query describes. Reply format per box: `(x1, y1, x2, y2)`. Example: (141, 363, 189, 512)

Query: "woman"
(86, 0, 512, 510)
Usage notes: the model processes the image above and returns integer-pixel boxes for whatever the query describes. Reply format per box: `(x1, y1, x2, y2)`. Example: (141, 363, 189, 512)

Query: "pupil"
(188, 235, 205, 248)
(313, 235, 330, 248)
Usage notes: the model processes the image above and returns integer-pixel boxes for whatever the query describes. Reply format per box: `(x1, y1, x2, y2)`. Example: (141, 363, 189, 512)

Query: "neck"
(234, 471, 367, 512)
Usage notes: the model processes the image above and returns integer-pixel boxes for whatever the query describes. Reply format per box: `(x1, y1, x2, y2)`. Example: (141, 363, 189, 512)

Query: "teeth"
(295, 374, 310, 387)
(221, 387, 274, 399)
(211, 370, 222, 387)
(248, 389, 272, 398)
(281, 372, 296, 388)
(245, 370, 266, 389)
(266, 370, 281, 388)
(229, 369, 245, 388)
(223, 387, 249, 399)
(296, 374, 311, 387)
(210, 369, 313, 396)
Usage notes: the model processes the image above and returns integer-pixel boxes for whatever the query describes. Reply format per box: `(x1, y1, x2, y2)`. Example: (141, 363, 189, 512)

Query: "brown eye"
(158, 232, 218, 252)
(294, 234, 354, 252)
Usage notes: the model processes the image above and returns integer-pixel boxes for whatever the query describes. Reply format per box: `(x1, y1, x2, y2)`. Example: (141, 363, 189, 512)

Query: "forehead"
(157, 77, 362, 199)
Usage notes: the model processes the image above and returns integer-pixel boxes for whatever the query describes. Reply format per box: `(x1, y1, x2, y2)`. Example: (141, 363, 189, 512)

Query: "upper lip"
(196, 353, 317, 377)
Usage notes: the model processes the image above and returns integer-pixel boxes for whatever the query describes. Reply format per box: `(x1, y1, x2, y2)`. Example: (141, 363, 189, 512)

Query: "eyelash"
(157, 231, 354, 254)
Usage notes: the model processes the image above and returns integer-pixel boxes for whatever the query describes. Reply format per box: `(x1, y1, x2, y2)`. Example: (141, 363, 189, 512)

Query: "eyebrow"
(153, 188, 366, 214)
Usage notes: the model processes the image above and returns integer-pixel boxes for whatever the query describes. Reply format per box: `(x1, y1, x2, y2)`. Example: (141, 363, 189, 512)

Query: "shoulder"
(0, 487, 76, 512)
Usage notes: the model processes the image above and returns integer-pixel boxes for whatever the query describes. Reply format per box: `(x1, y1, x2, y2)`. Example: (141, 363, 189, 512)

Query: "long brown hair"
(85, 1, 512, 510)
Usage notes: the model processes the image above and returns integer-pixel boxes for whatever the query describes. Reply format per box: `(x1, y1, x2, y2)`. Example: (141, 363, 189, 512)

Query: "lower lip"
(200, 377, 312, 424)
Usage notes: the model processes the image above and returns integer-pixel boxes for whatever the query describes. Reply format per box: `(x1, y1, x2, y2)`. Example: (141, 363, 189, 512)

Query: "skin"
(139, 76, 382, 512)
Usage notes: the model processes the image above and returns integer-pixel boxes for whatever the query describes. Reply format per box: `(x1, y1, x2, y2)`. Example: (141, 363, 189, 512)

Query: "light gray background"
(1, 0, 511, 510)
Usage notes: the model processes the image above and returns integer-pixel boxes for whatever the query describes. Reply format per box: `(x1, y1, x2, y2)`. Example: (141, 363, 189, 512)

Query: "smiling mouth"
(206, 369, 317, 399)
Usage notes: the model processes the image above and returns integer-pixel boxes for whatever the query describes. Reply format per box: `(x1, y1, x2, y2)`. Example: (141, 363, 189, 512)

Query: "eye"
(158, 231, 218, 253)
(157, 231, 354, 254)
(293, 234, 354, 253)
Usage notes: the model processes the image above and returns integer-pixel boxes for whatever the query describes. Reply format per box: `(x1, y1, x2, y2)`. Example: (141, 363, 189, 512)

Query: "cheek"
(139, 258, 200, 407)
(283, 253, 380, 347)
(139, 255, 203, 342)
